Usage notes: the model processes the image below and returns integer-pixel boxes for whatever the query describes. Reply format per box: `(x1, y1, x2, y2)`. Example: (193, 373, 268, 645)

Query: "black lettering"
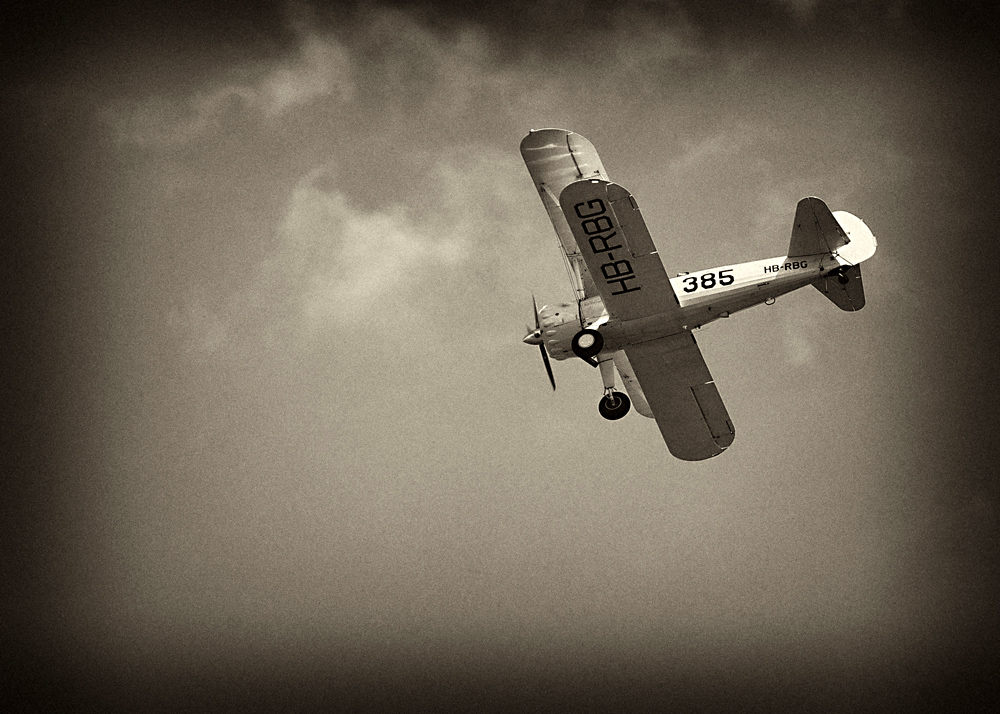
(588, 233, 621, 253)
(608, 276, 641, 294)
(682, 276, 698, 293)
(601, 260, 634, 280)
(574, 199, 606, 218)
(700, 273, 716, 289)
(719, 268, 734, 285)
(783, 263, 792, 271)
(581, 216, 614, 235)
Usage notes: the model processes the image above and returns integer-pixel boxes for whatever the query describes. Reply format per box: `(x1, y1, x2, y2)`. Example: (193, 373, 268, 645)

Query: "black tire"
(571, 329, 604, 360)
(599, 391, 631, 420)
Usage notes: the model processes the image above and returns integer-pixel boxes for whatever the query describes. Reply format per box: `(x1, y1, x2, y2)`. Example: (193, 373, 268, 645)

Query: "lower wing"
(622, 332, 735, 461)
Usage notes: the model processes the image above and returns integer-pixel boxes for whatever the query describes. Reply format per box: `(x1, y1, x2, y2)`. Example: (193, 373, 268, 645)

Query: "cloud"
(245, 143, 546, 348)
(266, 164, 466, 331)
(104, 28, 352, 147)
(257, 31, 353, 115)
(98, 2, 712, 150)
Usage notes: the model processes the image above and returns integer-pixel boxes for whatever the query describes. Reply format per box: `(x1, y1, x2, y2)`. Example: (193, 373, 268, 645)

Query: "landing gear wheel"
(572, 329, 604, 360)
(599, 391, 631, 420)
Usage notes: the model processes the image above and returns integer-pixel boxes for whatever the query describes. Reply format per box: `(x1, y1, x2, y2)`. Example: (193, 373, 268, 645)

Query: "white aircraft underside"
(520, 128, 877, 461)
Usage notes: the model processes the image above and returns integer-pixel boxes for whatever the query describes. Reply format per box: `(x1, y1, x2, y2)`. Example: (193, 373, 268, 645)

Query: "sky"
(3, 1, 999, 710)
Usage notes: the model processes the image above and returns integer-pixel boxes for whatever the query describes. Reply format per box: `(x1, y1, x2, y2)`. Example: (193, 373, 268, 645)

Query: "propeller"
(523, 295, 555, 390)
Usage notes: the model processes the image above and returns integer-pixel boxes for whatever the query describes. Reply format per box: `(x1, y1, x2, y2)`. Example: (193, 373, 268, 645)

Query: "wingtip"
(520, 128, 574, 151)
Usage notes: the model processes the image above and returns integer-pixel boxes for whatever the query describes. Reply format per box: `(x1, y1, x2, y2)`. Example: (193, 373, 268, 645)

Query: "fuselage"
(540, 250, 841, 360)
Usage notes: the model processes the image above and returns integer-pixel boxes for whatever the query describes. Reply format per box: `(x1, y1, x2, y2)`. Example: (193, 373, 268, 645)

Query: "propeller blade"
(528, 294, 554, 389)
(539, 344, 556, 390)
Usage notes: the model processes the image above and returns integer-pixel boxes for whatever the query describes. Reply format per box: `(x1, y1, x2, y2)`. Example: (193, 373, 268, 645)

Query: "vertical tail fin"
(787, 197, 850, 258)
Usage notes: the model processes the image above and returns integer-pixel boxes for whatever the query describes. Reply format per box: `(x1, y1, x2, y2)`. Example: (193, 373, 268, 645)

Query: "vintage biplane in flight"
(521, 129, 877, 461)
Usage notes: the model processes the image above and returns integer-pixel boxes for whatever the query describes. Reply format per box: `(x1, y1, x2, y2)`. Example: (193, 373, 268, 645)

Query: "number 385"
(682, 269, 734, 293)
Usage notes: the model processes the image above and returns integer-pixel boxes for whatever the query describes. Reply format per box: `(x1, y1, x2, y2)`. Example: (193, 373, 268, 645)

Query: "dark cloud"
(4, 0, 994, 84)
(2, 1, 289, 82)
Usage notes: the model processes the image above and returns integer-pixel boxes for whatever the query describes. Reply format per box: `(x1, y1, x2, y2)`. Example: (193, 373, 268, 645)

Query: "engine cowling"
(538, 302, 582, 361)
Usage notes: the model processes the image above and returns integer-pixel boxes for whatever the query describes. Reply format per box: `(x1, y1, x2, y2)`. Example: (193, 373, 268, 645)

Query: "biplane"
(521, 129, 877, 461)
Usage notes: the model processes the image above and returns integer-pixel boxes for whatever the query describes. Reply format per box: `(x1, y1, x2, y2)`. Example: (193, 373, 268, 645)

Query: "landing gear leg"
(597, 357, 630, 420)
(599, 358, 616, 392)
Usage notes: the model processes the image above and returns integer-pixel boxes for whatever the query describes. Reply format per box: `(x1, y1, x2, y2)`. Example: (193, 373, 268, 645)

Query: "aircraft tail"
(787, 197, 848, 257)
(786, 197, 876, 312)
(812, 264, 866, 311)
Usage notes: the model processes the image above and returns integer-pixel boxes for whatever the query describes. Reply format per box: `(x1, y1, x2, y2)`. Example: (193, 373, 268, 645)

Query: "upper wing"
(622, 332, 735, 461)
(559, 179, 680, 322)
(520, 129, 609, 300)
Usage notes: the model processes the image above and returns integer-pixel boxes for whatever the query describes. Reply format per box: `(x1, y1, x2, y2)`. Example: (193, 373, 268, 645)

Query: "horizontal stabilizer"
(788, 197, 850, 258)
(813, 264, 865, 311)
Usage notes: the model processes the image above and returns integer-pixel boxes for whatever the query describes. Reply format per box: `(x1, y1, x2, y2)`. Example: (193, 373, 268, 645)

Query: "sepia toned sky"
(4, 1, 999, 709)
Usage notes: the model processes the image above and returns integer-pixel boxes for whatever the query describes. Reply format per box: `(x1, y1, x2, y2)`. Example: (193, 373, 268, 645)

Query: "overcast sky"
(4, 1, 999, 710)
